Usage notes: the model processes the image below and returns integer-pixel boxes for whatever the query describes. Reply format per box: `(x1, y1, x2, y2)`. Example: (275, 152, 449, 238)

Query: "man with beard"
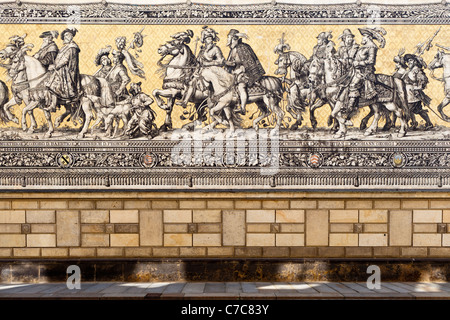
(45, 28, 82, 111)
(33, 30, 59, 70)
(225, 29, 265, 115)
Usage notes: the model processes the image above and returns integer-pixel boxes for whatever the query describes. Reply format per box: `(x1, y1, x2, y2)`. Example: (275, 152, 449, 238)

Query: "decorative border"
(0, 1, 448, 25)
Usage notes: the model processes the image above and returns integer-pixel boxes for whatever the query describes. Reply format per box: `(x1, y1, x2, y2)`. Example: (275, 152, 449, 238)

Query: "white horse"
(428, 48, 450, 121)
(152, 40, 208, 131)
(0, 44, 105, 138)
(199, 66, 284, 132)
(309, 55, 408, 138)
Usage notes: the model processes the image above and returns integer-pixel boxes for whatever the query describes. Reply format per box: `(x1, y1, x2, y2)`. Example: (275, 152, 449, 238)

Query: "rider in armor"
(402, 53, 433, 130)
(33, 31, 59, 70)
(345, 27, 386, 116)
(177, 26, 225, 109)
(225, 29, 266, 115)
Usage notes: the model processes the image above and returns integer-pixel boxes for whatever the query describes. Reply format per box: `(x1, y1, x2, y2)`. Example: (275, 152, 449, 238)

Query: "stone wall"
(0, 191, 450, 259)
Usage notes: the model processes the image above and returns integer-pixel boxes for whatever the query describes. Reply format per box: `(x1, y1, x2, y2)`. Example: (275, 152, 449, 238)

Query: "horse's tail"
(0, 80, 10, 124)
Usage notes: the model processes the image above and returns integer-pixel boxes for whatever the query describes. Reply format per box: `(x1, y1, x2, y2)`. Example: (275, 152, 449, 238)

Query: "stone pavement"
(0, 281, 450, 299)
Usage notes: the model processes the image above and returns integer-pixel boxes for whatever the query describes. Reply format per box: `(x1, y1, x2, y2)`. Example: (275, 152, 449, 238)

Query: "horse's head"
(308, 57, 323, 85)
(428, 50, 446, 71)
(274, 52, 291, 76)
(158, 40, 182, 57)
(0, 44, 19, 61)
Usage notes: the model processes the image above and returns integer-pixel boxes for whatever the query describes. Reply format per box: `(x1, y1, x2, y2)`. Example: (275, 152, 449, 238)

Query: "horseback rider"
(106, 50, 131, 102)
(33, 31, 59, 70)
(45, 28, 82, 112)
(177, 26, 225, 108)
(93, 46, 112, 79)
(337, 29, 359, 70)
(345, 27, 386, 116)
(225, 29, 266, 115)
(311, 31, 333, 62)
(402, 53, 433, 130)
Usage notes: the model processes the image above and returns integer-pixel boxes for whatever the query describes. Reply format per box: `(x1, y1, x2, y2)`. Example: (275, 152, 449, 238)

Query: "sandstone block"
(11, 201, 38, 210)
(0, 234, 25, 247)
(193, 210, 221, 223)
(151, 200, 178, 209)
(180, 247, 207, 257)
(235, 200, 262, 209)
(290, 200, 317, 209)
(389, 210, 412, 246)
(0, 210, 25, 223)
(413, 210, 442, 223)
(207, 200, 234, 210)
(275, 233, 304, 246)
(27, 234, 56, 247)
(39, 200, 68, 210)
(280, 223, 304, 233)
(359, 233, 388, 246)
(41, 248, 68, 257)
(140, 210, 163, 246)
(413, 234, 441, 246)
(193, 233, 222, 246)
(247, 223, 271, 233)
(164, 224, 187, 233)
(68, 200, 95, 210)
(222, 210, 245, 246)
(163, 210, 192, 223)
(414, 223, 437, 233)
(0, 224, 21, 233)
(56, 210, 80, 247)
(13, 248, 40, 257)
(330, 223, 354, 233)
(207, 247, 234, 256)
(82, 233, 109, 247)
(402, 200, 428, 209)
(197, 224, 221, 233)
(96, 200, 123, 210)
(164, 234, 192, 246)
(317, 200, 345, 209)
(179, 200, 206, 209)
(80, 210, 109, 224)
(246, 233, 275, 246)
(262, 200, 289, 209)
(275, 209, 304, 223)
(110, 234, 139, 247)
(246, 210, 275, 223)
(359, 210, 388, 223)
(374, 199, 401, 209)
(69, 248, 96, 257)
(110, 210, 139, 223)
(364, 224, 388, 233)
(97, 248, 123, 257)
(305, 210, 329, 246)
(26, 210, 55, 223)
(345, 200, 373, 209)
(329, 210, 358, 223)
(330, 233, 358, 246)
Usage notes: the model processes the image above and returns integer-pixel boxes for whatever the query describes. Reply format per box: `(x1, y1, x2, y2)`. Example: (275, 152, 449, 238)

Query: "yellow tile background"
(0, 24, 448, 130)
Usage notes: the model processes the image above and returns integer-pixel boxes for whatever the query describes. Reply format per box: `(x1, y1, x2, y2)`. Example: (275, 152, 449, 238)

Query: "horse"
(308, 54, 408, 138)
(428, 49, 450, 122)
(274, 50, 311, 129)
(0, 44, 106, 139)
(198, 66, 284, 132)
(152, 40, 208, 131)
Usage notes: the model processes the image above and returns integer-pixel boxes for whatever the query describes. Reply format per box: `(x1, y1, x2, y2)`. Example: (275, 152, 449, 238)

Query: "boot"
(419, 111, 433, 130)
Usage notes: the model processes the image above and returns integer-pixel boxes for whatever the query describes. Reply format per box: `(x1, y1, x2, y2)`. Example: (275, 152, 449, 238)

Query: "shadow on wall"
(1, 258, 450, 283)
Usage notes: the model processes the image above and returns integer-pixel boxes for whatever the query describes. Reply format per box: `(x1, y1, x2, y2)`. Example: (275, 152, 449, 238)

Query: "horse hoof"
(11, 118, 19, 125)
(44, 133, 52, 139)
(344, 120, 353, 126)
(397, 131, 406, 138)
(364, 130, 374, 136)
(333, 132, 345, 139)
(27, 128, 35, 134)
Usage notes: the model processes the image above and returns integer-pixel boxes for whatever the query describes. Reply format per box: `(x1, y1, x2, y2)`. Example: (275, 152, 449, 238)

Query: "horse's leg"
(437, 96, 450, 121)
(365, 104, 381, 136)
(331, 100, 348, 138)
(253, 101, 270, 131)
(21, 100, 39, 132)
(55, 105, 71, 128)
(309, 98, 325, 130)
(43, 109, 54, 138)
(77, 97, 93, 139)
(3, 97, 19, 124)
(384, 102, 407, 138)
(360, 105, 374, 131)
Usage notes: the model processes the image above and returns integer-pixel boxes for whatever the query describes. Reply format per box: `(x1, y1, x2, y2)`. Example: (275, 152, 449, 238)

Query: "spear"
(414, 27, 441, 56)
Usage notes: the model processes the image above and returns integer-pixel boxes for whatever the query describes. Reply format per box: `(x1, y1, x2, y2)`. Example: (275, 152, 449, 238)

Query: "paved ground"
(0, 281, 450, 300)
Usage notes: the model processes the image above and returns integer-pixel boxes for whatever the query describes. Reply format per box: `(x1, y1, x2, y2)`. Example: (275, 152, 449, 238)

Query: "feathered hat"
(358, 27, 387, 48)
